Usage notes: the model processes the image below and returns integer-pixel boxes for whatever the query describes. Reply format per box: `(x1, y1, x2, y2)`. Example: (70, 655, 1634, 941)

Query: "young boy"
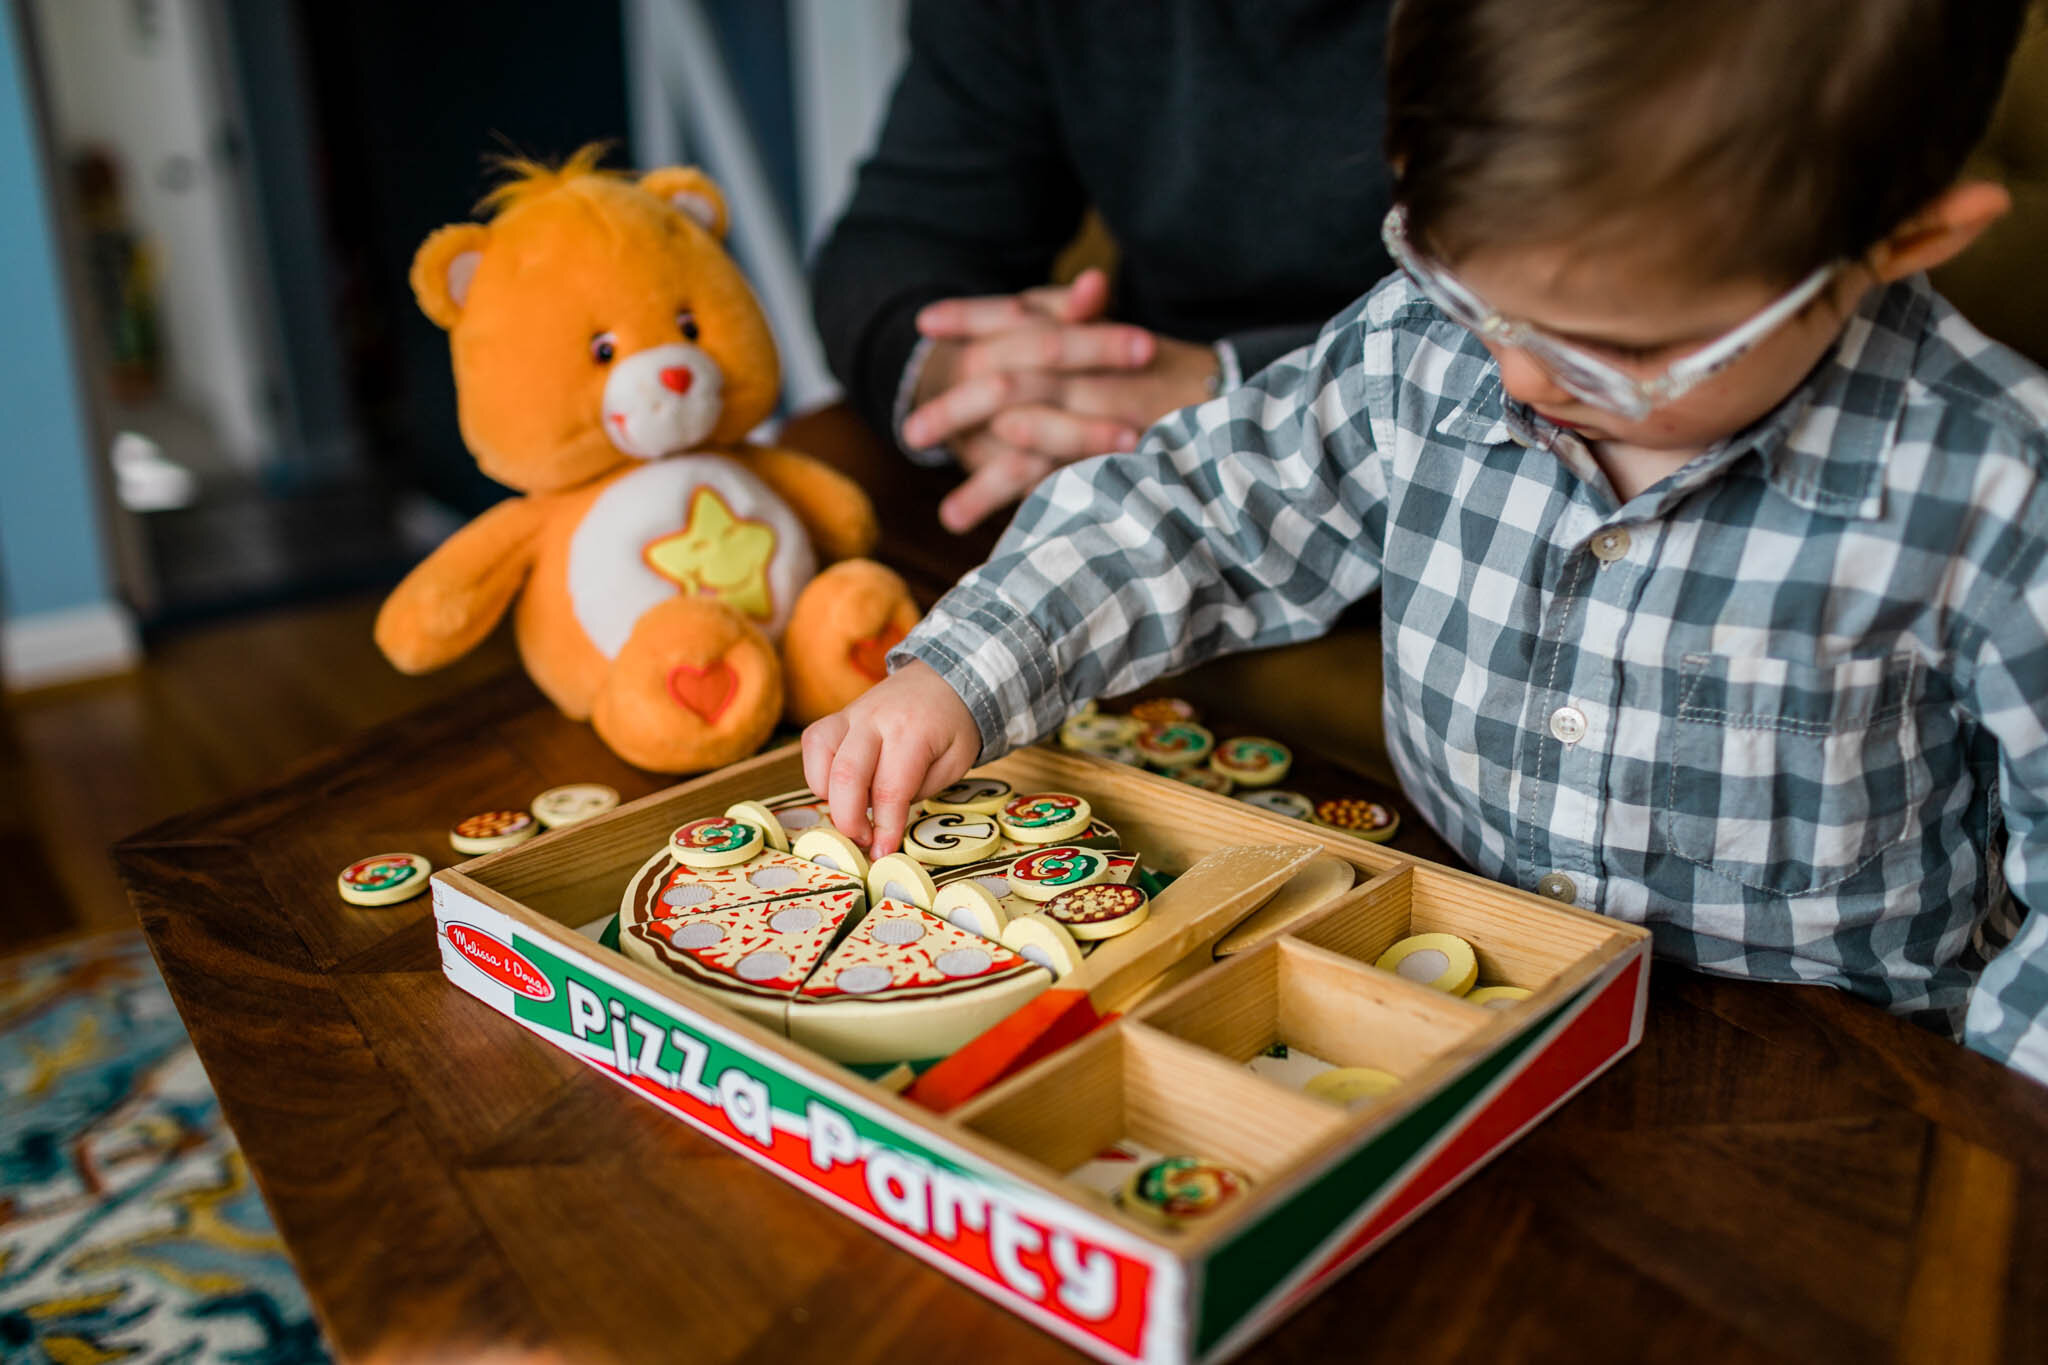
(801, 0, 2048, 1083)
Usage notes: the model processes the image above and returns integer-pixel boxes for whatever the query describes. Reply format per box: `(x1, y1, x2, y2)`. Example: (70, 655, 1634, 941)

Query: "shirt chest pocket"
(1662, 651, 1922, 897)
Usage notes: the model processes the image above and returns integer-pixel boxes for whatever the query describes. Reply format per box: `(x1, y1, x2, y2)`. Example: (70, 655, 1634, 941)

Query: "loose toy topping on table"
(1239, 788, 1316, 820)
(449, 809, 538, 855)
(1128, 697, 1200, 727)
(531, 783, 619, 829)
(338, 853, 432, 906)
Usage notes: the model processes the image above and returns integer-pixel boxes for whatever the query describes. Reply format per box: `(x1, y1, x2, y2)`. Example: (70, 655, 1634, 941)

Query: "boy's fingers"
(940, 444, 1053, 534)
(826, 727, 881, 847)
(800, 714, 848, 806)
(865, 741, 932, 858)
(916, 294, 1032, 338)
(989, 405, 1141, 460)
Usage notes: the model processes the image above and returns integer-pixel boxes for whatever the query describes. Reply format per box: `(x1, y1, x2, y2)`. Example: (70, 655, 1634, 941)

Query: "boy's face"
(1450, 240, 1867, 452)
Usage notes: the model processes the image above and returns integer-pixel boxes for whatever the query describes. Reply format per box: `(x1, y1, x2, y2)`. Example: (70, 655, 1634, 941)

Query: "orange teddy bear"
(376, 147, 919, 772)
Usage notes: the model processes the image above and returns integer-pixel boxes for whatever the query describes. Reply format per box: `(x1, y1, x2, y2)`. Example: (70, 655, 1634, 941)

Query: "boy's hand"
(800, 660, 982, 857)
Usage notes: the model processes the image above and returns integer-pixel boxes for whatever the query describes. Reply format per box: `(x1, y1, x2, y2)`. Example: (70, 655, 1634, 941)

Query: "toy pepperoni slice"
(670, 816, 766, 868)
(1208, 736, 1293, 787)
(1005, 846, 1112, 902)
(997, 792, 1092, 845)
(1043, 882, 1149, 940)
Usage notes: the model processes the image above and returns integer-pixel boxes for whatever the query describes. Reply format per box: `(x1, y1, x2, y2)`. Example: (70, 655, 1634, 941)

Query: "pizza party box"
(430, 742, 1649, 1365)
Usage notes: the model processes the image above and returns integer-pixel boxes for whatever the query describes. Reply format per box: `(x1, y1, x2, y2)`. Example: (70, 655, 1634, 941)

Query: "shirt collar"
(1437, 276, 1932, 522)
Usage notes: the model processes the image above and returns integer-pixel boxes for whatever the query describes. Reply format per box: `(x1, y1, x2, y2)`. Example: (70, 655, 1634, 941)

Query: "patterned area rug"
(0, 932, 330, 1363)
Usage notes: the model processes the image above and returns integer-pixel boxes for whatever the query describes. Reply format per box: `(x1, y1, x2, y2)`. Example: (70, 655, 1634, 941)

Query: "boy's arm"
(1954, 472, 2048, 1083)
(892, 305, 1397, 762)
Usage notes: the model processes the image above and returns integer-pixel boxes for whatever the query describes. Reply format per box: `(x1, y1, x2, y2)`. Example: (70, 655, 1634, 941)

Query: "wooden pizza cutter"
(904, 843, 1317, 1113)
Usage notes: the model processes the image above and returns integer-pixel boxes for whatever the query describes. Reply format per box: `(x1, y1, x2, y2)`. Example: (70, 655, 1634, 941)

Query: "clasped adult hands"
(900, 267, 1221, 533)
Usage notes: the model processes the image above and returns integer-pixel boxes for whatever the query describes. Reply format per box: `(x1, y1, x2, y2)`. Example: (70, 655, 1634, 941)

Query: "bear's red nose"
(659, 366, 694, 395)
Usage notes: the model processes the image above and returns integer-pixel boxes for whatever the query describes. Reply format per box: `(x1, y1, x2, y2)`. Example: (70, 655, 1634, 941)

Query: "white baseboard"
(3, 600, 141, 691)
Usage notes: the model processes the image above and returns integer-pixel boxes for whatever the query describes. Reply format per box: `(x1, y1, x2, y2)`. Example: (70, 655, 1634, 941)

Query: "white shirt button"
(1591, 528, 1632, 562)
(1549, 705, 1588, 744)
(1537, 872, 1577, 902)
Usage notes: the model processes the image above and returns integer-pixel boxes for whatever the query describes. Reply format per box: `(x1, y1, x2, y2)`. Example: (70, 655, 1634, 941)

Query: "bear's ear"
(410, 223, 490, 331)
(638, 167, 729, 240)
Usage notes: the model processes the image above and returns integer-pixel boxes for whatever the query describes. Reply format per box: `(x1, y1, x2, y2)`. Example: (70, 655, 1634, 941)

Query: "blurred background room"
(1, 0, 906, 944)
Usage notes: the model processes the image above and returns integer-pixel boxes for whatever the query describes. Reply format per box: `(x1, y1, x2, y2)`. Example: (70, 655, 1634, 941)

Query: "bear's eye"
(590, 332, 617, 364)
(677, 309, 700, 342)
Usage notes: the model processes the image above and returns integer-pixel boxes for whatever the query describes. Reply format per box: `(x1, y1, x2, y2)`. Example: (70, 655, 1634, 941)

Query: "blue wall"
(0, 9, 113, 622)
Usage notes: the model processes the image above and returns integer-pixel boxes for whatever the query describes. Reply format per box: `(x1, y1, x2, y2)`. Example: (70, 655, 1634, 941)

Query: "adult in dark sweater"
(809, 0, 1397, 532)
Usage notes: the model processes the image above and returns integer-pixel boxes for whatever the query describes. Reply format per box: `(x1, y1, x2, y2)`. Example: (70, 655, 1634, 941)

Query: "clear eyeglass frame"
(1380, 205, 1840, 421)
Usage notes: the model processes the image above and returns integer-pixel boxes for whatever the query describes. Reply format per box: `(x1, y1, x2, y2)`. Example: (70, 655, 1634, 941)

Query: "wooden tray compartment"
(1133, 933, 1490, 1104)
(1287, 862, 1630, 997)
(952, 1022, 1346, 1221)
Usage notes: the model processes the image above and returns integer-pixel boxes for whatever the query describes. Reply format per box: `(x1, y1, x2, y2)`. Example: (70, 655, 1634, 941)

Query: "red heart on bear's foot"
(848, 623, 908, 682)
(668, 659, 738, 723)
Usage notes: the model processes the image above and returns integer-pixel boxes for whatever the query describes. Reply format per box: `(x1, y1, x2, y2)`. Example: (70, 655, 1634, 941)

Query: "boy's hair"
(1386, 0, 2031, 285)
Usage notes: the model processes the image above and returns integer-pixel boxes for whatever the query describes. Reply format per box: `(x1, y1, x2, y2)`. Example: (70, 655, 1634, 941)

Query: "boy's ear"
(1866, 180, 2012, 283)
(411, 223, 490, 331)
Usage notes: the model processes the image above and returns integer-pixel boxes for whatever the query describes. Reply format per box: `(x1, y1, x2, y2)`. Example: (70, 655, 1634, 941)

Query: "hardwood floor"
(1, 591, 519, 954)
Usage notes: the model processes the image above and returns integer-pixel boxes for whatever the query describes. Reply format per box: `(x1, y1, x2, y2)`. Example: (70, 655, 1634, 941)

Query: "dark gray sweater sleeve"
(809, 0, 1087, 445)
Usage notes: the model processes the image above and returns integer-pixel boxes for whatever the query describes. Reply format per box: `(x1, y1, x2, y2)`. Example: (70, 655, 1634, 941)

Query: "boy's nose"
(1493, 346, 1573, 408)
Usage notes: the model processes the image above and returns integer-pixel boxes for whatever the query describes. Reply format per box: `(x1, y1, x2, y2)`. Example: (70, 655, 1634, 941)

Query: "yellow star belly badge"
(642, 485, 779, 620)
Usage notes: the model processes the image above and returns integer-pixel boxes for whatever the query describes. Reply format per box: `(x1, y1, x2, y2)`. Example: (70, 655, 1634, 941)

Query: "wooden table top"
(117, 409, 2048, 1363)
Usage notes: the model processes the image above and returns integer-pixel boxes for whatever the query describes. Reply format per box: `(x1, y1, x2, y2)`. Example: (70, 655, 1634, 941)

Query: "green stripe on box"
(1194, 987, 1575, 1352)
(510, 932, 983, 1177)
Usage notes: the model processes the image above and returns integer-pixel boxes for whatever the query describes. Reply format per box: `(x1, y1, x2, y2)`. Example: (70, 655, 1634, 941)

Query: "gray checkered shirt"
(894, 272, 2048, 1084)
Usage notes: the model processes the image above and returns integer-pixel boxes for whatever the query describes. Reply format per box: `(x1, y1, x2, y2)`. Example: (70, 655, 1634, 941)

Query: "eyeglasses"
(1380, 205, 1840, 421)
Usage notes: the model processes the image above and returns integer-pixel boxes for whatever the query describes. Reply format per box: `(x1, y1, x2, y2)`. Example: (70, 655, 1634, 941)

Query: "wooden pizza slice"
(617, 845, 870, 1033)
(786, 901, 1052, 1064)
(620, 879, 867, 1035)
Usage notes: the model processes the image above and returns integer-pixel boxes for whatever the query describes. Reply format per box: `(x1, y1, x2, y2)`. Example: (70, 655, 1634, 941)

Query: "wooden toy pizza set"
(432, 744, 1649, 1365)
